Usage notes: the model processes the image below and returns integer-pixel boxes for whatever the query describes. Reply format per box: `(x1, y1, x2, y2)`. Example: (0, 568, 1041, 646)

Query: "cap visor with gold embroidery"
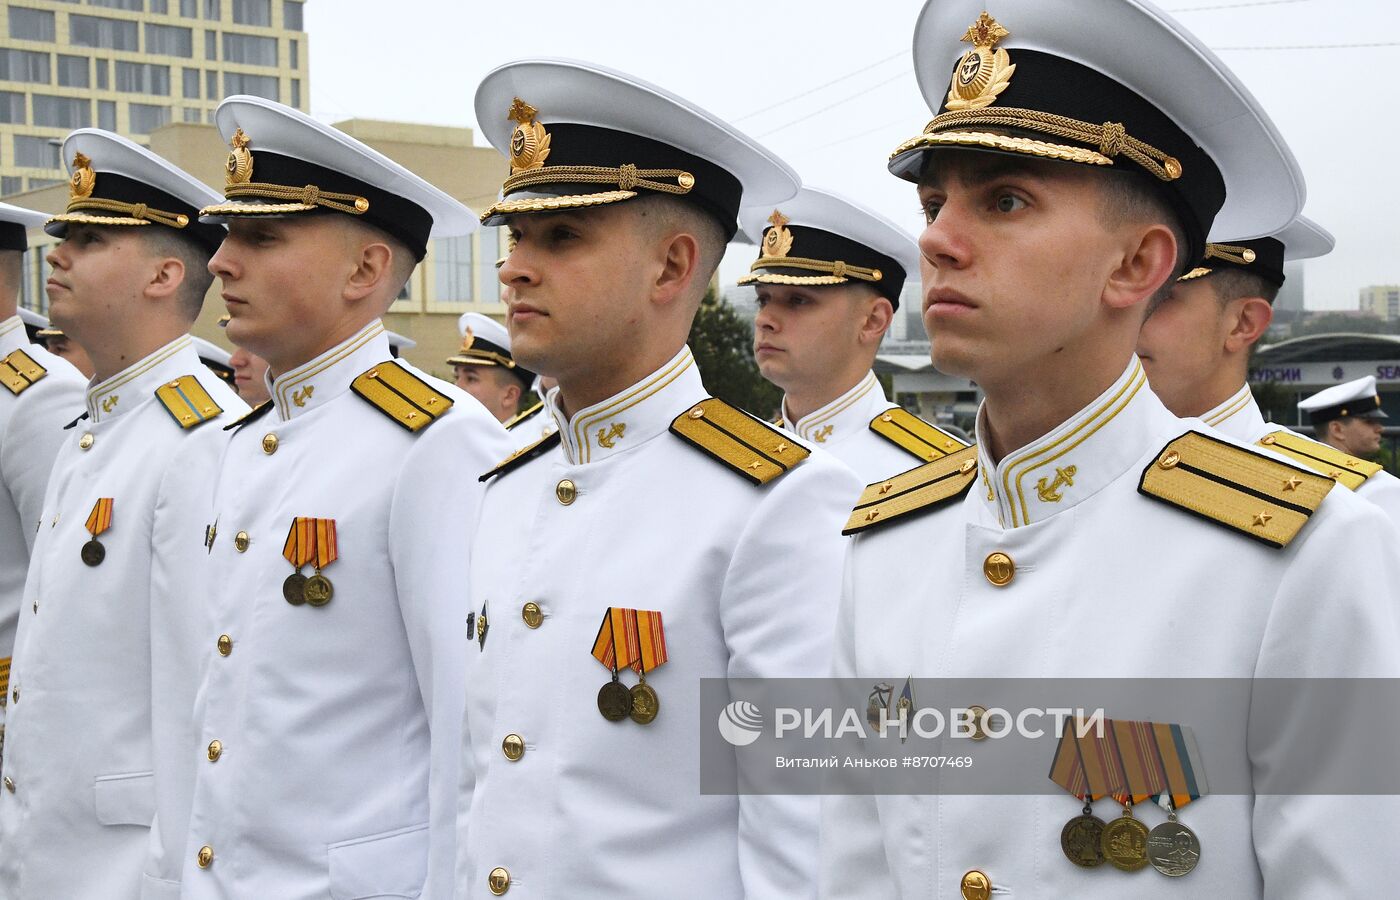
(1181, 215, 1333, 287)
(201, 95, 476, 261)
(473, 58, 800, 239)
(891, 0, 1304, 264)
(448, 313, 536, 385)
(46, 129, 225, 252)
(737, 187, 919, 308)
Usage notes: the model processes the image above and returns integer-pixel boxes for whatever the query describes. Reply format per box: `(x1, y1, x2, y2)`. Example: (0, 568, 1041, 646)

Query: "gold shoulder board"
(844, 444, 978, 536)
(1256, 430, 1382, 491)
(504, 400, 544, 431)
(670, 398, 810, 486)
(351, 362, 453, 433)
(1, 349, 47, 396)
(479, 431, 561, 482)
(155, 375, 223, 429)
(869, 407, 968, 463)
(0, 655, 10, 700)
(1139, 430, 1333, 549)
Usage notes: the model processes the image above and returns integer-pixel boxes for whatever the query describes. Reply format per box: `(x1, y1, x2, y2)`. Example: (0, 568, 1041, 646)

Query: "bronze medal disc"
(597, 680, 631, 722)
(303, 574, 334, 607)
(80, 539, 105, 567)
(1101, 815, 1150, 872)
(1146, 820, 1201, 877)
(1060, 814, 1107, 868)
(282, 572, 308, 606)
(629, 682, 660, 725)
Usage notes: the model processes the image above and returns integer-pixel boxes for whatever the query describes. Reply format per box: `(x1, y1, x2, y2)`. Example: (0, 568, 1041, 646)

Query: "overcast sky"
(305, 0, 1397, 311)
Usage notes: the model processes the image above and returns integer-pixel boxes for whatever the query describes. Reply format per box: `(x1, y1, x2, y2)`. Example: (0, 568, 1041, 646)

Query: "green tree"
(688, 288, 783, 417)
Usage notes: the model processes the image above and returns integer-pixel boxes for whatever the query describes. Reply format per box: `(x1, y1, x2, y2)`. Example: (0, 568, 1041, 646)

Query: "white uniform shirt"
(781, 371, 947, 484)
(457, 346, 861, 899)
(820, 358, 1400, 899)
(0, 316, 85, 711)
(179, 321, 509, 900)
(0, 336, 246, 900)
(1203, 383, 1400, 529)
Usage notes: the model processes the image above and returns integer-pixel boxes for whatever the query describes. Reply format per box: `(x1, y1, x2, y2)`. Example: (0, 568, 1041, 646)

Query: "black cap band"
(1184, 237, 1286, 289)
(0, 222, 28, 253)
(744, 224, 906, 307)
(48, 171, 226, 253)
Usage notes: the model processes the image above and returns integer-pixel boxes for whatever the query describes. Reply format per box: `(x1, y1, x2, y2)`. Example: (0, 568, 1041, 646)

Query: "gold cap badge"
(226, 128, 254, 186)
(763, 210, 794, 258)
(508, 98, 551, 175)
(69, 152, 96, 200)
(460, 328, 475, 352)
(946, 12, 1016, 112)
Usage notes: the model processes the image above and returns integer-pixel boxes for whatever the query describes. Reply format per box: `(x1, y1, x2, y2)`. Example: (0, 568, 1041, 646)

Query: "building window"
(180, 0, 197, 16)
(283, 0, 302, 29)
(26, 177, 62, 190)
(14, 136, 61, 169)
(0, 92, 26, 124)
(231, 0, 270, 26)
(116, 61, 171, 95)
(182, 106, 201, 122)
(129, 102, 171, 133)
(205, 68, 217, 98)
(151, 0, 169, 13)
(0, 49, 51, 84)
(182, 67, 200, 98)
(204, 29, 217, 59)
(56, 55, 90, 88)
(8, 7, 56, 41)
(223, 71, 276, 100)
(290, 77, 300, 108)
(95, 58, 109, 89)
(89, 0, 145, 10)
(288, 37, 298, 68)
(223, 32, 276, 65)
(434, 237, 474, 305)
(69, 15, 140, 51)
(205, 0, 221, 19)
(33, 94, 90, 129)
(145, 23, 193, 57)
(98, 99, 116, 130)
(0, 177, 22, 197)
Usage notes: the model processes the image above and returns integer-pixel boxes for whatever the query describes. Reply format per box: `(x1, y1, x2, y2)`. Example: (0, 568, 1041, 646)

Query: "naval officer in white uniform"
(1138, 218, 1400, 527)
(0, 131, 245, 900)
(740, 187, 966, 483)
(170, 96, 509, 900)
(819, 2, 1400, 898)
(456, 60, 860, 898)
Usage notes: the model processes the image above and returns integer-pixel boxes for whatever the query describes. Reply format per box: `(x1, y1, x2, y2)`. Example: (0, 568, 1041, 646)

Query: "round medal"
(597, 680, 631, 722)
(1101, 814, 1150, 872)
(282, 572, 308, 606)
(80, 539, 105, 567)
(303, 574, 334, 607)
(1146, 820, 1201, 877)
(629, 682, 660, 725)
(1060, 813, 1107, 868)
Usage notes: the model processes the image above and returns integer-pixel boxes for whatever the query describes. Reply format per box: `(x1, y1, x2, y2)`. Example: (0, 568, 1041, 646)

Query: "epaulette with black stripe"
(505, 400, 544, 432)
(869, 407, 968, 463)
(155, 375, 223, 429)
(1256, 429, 1382, 491)
(843, 445, 978, 536)
(351, 361, 453, 433)
(669, 398, 809, 485)
(1, 348, 46, 396)
(1139, 430, 1332, 548)
(224, 400, 273, 431)
(479, 431, 561, 482)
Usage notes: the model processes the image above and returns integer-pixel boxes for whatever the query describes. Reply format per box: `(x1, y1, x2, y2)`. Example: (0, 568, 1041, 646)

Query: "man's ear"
(503, 380, 522, 408)
(144, 256, 186, 301)
(1223, 296, 1274, 354)
(650, 231, 702, 310)
(859, 294, 894, 345)
(343, 240, 395, 304)
(1102, 223, 1178, 311)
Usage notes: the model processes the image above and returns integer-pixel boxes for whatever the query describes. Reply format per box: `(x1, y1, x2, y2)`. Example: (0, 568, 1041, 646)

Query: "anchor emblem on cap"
(946, 12, 1016, 111)
(508, 98, 552, 175)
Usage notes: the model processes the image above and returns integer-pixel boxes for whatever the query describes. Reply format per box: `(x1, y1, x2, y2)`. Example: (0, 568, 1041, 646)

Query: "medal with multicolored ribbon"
(82, 498, 113, 566)
(592, 608, 634, 722)
(281, 517, 338, 607)
(1049, 717, 1111, 868)
(625, 609, 667, 725)
(1096, 718, 1167, 872)
(1146, 722, 1205, 877)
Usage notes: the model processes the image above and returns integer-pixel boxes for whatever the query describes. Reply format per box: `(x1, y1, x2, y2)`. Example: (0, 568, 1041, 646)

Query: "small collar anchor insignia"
(292, 385, 314, 408)
(763, 209, 794, 258)
(597, 422, 626, 449)
(946, 12, 1016, 112)
(813, 424, 834, 444)
(508, 98, 551, 175)
(1035, 465, 1077, 503)
(101, 395, 118, 414)
(70, 152, 96, 200)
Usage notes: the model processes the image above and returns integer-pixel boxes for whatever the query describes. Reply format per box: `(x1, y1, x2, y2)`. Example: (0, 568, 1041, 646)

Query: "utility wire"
(1167, 0, 1311, 11)
(732, 51, 906, 123)
(755, 70, 913, 138)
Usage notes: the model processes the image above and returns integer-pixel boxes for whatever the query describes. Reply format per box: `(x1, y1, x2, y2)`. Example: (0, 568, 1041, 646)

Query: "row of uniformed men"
(3, 1, 1400, 898)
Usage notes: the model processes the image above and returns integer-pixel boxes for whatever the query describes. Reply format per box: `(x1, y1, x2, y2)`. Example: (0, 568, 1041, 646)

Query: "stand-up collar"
(781, 370, 890, 447)
(0, 315, 27, 354)
(1199, 383, 1267, 442)
(269, 320, 388, 422)
(548, 346, 704, 465)
(86, 335, 196, 422)
(977, 357, 1172, 528)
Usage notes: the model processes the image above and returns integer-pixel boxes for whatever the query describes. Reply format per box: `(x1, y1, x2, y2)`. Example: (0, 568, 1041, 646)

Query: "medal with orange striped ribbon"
(81, 498, 114, 566)
(1049, 717, 1111, 868)
(592, 608, 635, 722)
(625, 609, 667, 724)
(282, 518, 338, 607)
